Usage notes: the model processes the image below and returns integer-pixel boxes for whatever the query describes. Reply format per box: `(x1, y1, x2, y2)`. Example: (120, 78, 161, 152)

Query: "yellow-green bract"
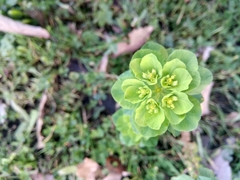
(111, 42, 213, 146)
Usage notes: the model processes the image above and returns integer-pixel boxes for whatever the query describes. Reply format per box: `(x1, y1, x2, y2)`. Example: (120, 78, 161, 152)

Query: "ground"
(0, 0, 240, 179)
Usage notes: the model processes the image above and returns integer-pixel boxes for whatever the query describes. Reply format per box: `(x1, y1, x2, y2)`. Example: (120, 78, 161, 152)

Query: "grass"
(0, 0, 240, 179)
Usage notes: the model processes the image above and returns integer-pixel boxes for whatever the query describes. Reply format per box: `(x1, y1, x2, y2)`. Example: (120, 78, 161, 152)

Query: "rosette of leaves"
(111, 42, 212, 146)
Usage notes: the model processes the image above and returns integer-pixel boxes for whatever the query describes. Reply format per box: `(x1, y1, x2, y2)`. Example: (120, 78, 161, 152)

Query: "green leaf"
(119, 134, 141, 146)
(171, 96, 201, 131)
(123, 109, 140, 134)
(173, 68, 192, 91)
(111, 71, 138, 109)
(131, 113, 169, 137)
(131, 49, 167, 65)
(113, 109, 130, 134)
(27, 110, 39, 133)
(122, 79, 144, 91)
(171, 92, 194, 115)
(171, 174, 194, 180)
(198, 167, 216, 180)
(58, 166, 77, 175)
(6, 0, 18, 6)
(192, 94, 204, 103)
(14, 122, 28, 142)
(135, 101, 147, 126)
(124, 86, 143, 104)
(113, 109, 142, 146)
(113, 109, 140, 137)
(168, 50, 198, 74)
(162, 58, 186, 76)
(168, 125, 180, 137)
(186, 71, 201, 92)
(164, 108, 185, 125)
(141, 41, 168, 61)
(197, 177, 212, 180)
(140, 53, 162, 74)
(188, 66, 213, 94)
(129, 58, 142, 80)
(139, 136, 159, 147)
(10, 99, 29, 121)
(167, 48, 174, 55)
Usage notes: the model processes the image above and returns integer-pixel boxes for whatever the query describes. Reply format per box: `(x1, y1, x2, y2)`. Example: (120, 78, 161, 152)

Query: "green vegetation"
(0, 0, 240, 179)
(111, 42, 213, 147)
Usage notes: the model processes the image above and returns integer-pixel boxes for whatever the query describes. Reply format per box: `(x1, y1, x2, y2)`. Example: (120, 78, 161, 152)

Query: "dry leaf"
(68, 23, 82, 38)
(212, 149, 232, 180)
(202, 46, 214, 62)
(201, 82, 214, 116)
(0, 15, 50, 39)
(103, 173, 122, 180)
(36, 91, 47, 149)
(0, 102, 7, 124)
(98, 55, 109, 72)
(113, 26, 154, 57)
(226, 112, 240, 124)
(76, 158, 101, 180)
(31, 173, 54, 180)
(103, 156, 130, 180)
(180, 132, 200, 177)
(26, 10, 45, 26)
(180, 132, 191, 144)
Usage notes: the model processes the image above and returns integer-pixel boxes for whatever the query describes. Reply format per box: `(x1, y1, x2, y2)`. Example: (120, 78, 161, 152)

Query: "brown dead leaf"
(113, 26, 154, 57)
(31, 173, 54, 180)
(105, 156, 124, 174)
(98, 55, 109, 72)
(201, 82, 214, 116)
(103, 173, 122, 180)
(26, 10, 45, 26)
(76, 158, 101, 180)
(212, 149, 232, 180)
(180, 132, 200, 177)
(103, 156, 130, 180)
(68, 23, 82, 38)
(0, 15, 50, 39)
(0, 102, 7, 124)
(226, 112, 240, 124)
(202, 46, 214, 62)
(180, 132, 191, 145)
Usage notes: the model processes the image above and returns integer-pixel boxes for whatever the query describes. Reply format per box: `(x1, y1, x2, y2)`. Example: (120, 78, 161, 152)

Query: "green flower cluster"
(111, 42, 212, 146)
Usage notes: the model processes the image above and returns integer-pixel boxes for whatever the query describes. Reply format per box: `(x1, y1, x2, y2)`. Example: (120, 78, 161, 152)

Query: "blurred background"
(0, 0, 240, 179)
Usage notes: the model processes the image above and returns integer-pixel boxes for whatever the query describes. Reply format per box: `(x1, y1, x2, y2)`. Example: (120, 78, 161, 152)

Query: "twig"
(98, 55, 109, 72)
(36, 90, 48, 149)
(0, 15, 50, 39)
(81, 107, 88, 124)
